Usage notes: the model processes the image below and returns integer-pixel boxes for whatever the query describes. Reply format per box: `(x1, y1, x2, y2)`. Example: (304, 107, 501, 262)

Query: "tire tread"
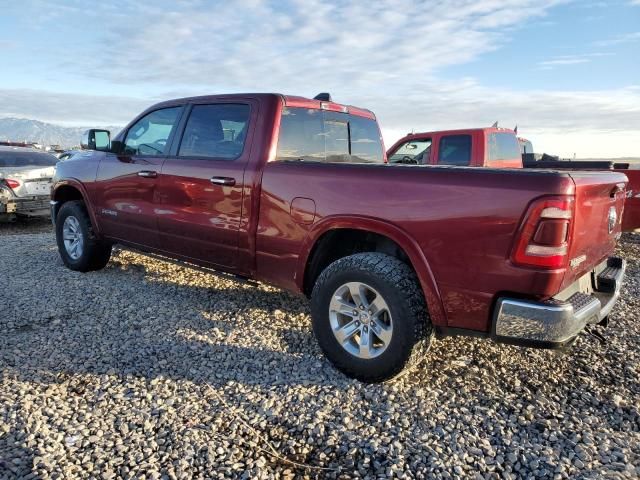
(56, 200, 111, 272)
(311, 252, 432, 382)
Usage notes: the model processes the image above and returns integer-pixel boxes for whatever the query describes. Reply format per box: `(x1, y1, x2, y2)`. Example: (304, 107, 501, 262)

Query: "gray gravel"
(1, 225, 639, 479)
(0, 217, 52, 236)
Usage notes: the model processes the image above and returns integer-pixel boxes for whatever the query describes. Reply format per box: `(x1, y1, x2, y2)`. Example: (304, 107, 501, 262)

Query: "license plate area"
(24, 181, 51, 195)
(555, 259, 606, 301)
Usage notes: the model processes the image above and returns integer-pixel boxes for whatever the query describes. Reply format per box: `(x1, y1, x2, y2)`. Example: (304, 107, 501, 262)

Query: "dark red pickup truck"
(51, 93, 627, 382)
(388, 128, 639, 231)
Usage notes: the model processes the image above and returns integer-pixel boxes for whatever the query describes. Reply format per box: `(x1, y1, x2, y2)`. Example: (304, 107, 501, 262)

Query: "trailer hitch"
(585, 326, 606, 344)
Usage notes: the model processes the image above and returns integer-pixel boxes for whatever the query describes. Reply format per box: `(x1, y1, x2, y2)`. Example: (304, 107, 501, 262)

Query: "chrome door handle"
(210, 176, 236, 186)
(137, 171, 157, 178)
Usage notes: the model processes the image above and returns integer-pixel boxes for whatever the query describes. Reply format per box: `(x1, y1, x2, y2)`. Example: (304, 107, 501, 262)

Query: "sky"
(0, 0, 638, 158)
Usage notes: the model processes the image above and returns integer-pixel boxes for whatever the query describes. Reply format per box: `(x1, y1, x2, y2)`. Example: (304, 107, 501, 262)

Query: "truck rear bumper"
(50, 200, 58, 225)
(493, 257, 625, 348)
(1, 196, 51, 217)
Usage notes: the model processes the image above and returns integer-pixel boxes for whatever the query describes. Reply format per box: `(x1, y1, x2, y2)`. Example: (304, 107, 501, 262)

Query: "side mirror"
(81, 129, 111, 151)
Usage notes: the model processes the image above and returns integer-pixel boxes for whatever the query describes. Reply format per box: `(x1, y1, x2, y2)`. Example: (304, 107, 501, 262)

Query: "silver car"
(0, 146, 58, 221)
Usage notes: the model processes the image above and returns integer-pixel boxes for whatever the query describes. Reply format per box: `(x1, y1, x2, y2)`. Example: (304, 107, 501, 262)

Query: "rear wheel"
(311, 253, 432, 382)
(56, 200, 111, 272)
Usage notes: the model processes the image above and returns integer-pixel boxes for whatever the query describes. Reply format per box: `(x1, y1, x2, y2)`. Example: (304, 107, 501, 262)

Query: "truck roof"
(402, 127, 516, 138)
(149, 93, 376, 120)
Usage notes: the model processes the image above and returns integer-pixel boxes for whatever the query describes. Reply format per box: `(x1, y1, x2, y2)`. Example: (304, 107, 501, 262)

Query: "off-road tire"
(311, 253, 432, 382)
(56, 200, 112, 272)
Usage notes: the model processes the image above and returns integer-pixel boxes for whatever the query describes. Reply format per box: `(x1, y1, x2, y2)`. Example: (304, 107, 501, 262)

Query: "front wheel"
(310, 253, 432, 382)
(56, 200, 112, 272)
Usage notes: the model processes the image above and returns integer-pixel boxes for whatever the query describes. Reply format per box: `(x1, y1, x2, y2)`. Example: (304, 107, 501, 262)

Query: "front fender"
(51, 178, 101, 235)
(296, 215, 447, 327)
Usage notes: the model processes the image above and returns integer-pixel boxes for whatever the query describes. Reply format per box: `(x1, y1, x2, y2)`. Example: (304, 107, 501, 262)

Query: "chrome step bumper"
(492, 257, 626, 348)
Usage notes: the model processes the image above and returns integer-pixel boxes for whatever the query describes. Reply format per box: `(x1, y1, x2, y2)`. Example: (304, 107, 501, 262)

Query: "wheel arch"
(297, 216, 447, 326)
(51, 180, 101, 235)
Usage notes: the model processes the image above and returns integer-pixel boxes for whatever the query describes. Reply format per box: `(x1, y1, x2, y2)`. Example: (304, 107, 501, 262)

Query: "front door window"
(123, 107, 182, 156)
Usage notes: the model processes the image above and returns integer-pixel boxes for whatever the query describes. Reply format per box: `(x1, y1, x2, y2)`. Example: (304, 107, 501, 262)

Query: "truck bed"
(256, 163, 626, 331)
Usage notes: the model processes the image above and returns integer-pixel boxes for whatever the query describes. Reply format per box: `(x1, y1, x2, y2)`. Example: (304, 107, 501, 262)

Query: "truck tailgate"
(563, 171, 627, 288)
(617, 168, 640, 231)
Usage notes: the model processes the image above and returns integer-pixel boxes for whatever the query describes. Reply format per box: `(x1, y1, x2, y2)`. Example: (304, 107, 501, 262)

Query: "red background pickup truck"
(388, 128, 640, 231)
(387, 127, 523, 168)
(51, 94, 627, 382)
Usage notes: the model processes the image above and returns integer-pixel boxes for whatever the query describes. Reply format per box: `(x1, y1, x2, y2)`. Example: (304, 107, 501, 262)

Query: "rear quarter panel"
(256, 163, 575, 331)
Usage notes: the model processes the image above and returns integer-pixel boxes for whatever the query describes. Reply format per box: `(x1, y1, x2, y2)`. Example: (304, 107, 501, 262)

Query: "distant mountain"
(0, 117, 122, 149)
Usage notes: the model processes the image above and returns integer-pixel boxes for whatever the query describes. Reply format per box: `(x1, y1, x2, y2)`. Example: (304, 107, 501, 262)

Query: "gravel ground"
(1, 225, 638, 479)
(0, 217, 52, 236)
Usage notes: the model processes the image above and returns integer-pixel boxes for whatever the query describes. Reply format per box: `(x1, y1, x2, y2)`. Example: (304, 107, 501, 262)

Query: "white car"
(0, 146, 58, 221)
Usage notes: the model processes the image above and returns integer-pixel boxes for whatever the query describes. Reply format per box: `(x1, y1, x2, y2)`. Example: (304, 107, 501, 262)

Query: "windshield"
(388, 139, 431, 164)
(0, 149, 59, 168)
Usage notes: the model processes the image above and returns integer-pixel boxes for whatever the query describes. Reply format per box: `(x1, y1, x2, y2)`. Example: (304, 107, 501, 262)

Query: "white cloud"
(1, 0, 638, 158)
(537, 52, 613, 69)
(538, 57, 590, 69)
(64, 0, 565, 92)
(375, 82, 640, 157)
(0, 89, 151, 126)
(594, 31, 640, 46)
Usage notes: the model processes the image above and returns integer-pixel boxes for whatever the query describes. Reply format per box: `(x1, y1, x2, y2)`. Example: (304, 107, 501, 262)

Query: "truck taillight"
(5, 179, 20, 189)
(512, 196, 574, 269)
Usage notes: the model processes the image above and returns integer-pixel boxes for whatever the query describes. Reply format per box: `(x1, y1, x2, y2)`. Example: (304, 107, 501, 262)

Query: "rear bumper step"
(492, 256, 626, 349)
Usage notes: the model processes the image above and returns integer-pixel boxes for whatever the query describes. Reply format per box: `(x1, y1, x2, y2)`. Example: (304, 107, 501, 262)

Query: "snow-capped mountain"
(0, 117, 122, 148)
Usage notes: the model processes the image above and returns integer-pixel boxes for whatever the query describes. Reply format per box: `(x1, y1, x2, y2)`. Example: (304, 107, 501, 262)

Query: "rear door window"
(519, 139, 534, 155)
(276, 107, 383, 163)
(437, 135, 471, 166)
(489, 132, 521, 162)
(276, 108, 325, 162)
(178, 103, 251, 160)
(123, 107, 182, 156)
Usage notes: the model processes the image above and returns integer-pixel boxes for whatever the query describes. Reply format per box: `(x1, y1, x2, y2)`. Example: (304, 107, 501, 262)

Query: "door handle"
(137, 170, 157, 178)
(210, 176, 236, 186)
